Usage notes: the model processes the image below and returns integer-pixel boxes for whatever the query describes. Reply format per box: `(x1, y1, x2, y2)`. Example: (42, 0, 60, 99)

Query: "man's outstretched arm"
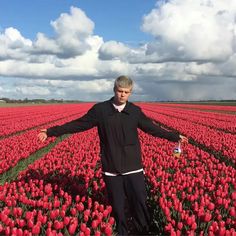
(37, 105, 98, 142)
(138, 110, 188, 143)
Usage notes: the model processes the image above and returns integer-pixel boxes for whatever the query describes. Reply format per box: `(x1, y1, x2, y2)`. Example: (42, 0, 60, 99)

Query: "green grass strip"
(0, 134, 70, 185)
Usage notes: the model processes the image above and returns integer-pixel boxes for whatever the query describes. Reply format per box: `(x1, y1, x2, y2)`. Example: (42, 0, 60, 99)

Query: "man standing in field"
(38, 75, 188, 235)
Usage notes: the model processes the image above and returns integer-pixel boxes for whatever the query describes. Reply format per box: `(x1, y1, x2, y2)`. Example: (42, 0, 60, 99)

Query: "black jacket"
(47, 98, 180, 173)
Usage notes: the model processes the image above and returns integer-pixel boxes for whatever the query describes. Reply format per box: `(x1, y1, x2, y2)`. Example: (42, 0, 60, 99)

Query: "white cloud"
(49, 6, 95, 58)
(33, 33, 60, 55)
(0, 27, 32, 60)
(52, 6, 94, 38)
(0, 78, 115, 100)
(1, 27, 32, 47)
(141, 0, 236, 62)
(31, 6, 95, 58)
(16, 86, 51, 96)
(98, 41, 131, 60)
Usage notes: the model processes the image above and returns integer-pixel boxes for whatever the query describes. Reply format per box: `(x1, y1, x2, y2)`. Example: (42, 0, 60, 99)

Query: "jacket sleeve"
(138, 109, 180, 142)
(46, 105, 98, 137)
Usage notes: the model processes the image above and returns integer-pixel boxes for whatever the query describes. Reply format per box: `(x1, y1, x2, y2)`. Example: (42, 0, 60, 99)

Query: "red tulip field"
(0, 103, 236, 235)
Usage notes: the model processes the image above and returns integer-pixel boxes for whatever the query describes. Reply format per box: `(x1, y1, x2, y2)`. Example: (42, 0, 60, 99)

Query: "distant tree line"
(0, 97, 235, 104)
(160, 100, 236, 104)
(0, 98, 82, 104)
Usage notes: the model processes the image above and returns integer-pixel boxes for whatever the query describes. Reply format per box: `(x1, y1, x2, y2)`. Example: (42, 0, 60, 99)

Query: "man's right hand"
(38, 129, 48, 142)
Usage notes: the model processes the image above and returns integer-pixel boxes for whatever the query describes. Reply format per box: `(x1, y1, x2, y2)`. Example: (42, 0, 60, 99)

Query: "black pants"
(103, 172, 150, 235)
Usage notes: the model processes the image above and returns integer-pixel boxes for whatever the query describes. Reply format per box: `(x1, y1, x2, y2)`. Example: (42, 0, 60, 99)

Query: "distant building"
(0, 99, 6, 103)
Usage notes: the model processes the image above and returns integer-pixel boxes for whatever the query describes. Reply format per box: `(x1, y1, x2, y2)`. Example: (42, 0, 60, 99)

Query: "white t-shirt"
(113, 103, 126, 112)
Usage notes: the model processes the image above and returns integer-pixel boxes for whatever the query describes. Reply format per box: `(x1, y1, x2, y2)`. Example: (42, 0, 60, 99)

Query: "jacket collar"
(108, 97, 131, 115)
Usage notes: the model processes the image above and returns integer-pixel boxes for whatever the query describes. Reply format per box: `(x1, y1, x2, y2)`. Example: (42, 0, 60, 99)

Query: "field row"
(153, 103, 236, 112)
(0, 104, 93, 137)
(140, 103, 236, 133)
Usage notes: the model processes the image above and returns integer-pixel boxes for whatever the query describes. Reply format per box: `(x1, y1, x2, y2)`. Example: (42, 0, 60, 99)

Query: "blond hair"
(114, 75, 133, 90)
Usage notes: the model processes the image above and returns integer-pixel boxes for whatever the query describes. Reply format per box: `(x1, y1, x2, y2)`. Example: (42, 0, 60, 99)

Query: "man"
(38, 75, 188, 235)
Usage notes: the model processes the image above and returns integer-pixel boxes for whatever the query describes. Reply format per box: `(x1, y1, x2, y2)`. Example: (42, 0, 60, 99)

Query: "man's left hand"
(179, 135, 188, 143)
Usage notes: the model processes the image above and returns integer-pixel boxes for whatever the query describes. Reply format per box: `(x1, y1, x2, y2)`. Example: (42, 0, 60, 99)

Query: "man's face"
(114, 86, 132, 105)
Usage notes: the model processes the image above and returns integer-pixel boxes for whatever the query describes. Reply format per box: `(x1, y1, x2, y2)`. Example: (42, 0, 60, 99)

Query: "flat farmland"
(0, 103, 235, 235)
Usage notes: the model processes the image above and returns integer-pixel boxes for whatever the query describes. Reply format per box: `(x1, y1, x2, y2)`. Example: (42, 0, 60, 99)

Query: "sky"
(0, 0, 236, 102)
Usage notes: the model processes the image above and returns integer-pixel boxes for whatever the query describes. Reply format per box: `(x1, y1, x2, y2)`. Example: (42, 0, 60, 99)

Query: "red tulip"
(33, 224, 41, 234)
(5, 226, 11, 235)
(229, 207, 236, 217)
(92, 220, 99, 229)
(104, 225, 113, 236)
(218, 227, 226, 236)
(54, 220, 64, 230)
(27, 219, 34, 228)
(204, 213, 212, 222)
(70, 208, 77, 216)
(76, 202, 84, 212)
(75, 195, 80, 202)
(84, 227, 91, 236)
(177, 222, 183, 230)
(63, 216, 70, 226)
(231, 192, 236, 200)
(68, 223, 77, 235)
(17, 228, 23, 236)
(207, 202, 215, 211)
(94, 231, 101, 236)
(108, 217, 115, 225)
(0, 223, 3, 233)
(18, 219, 26, 228)
(80, 223, 87, 232)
